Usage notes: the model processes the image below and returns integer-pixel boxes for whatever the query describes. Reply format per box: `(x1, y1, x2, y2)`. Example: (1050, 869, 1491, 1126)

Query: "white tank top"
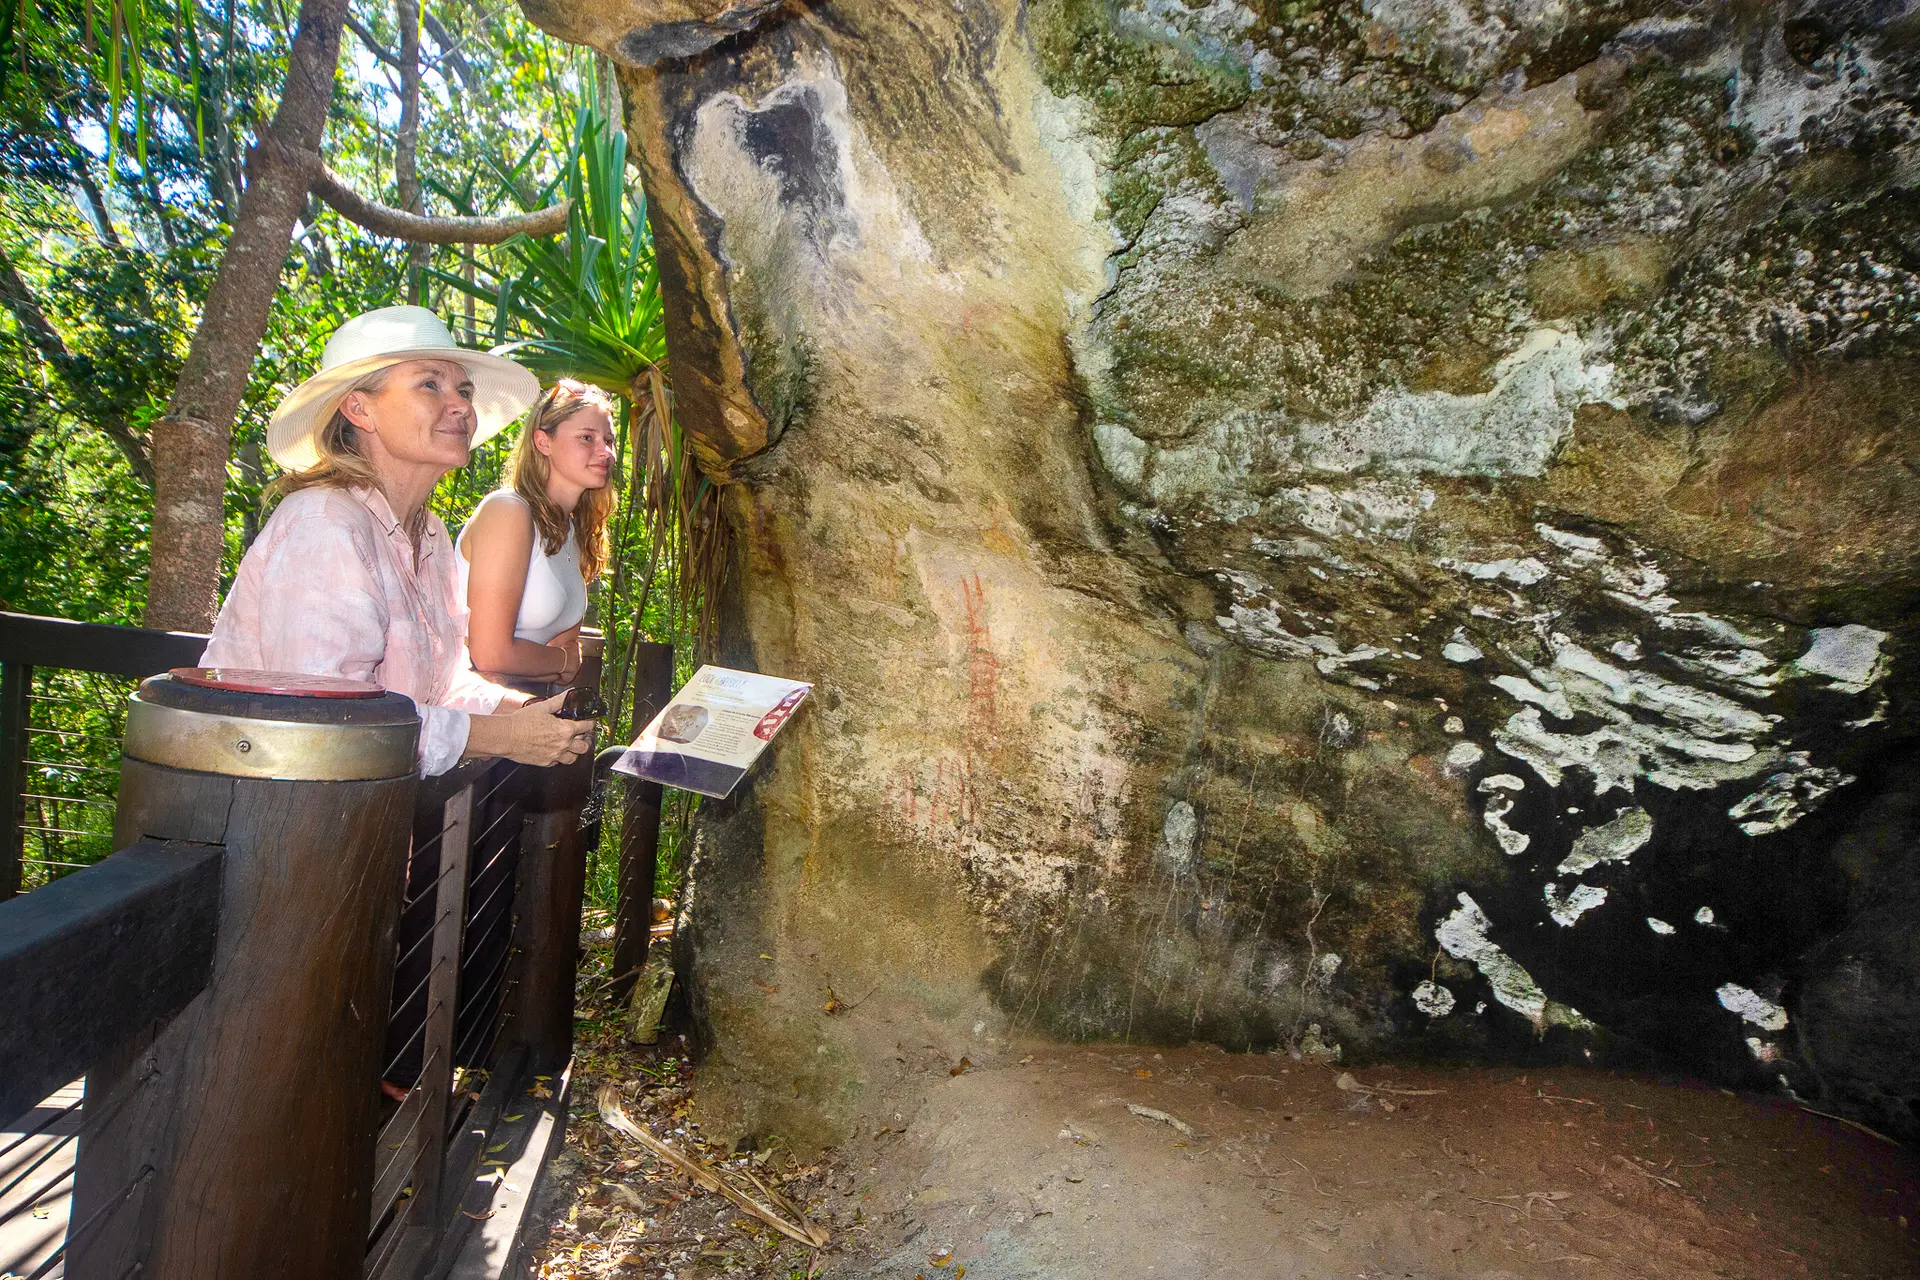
(456, 490, 588, 645)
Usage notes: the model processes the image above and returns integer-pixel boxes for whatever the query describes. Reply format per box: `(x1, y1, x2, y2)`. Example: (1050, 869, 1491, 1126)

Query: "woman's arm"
(462, 497, 575, 678)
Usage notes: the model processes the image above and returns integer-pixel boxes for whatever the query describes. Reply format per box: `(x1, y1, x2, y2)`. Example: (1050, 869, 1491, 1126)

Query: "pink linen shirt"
(202, 485, 512, 775)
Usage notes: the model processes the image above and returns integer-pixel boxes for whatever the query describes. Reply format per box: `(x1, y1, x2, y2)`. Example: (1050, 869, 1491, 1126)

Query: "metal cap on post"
(123, 668, 420, 781)
(71, 670, 422, 1280)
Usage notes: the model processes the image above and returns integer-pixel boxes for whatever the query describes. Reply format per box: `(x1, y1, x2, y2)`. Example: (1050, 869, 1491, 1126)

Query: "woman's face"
(536, 406, 617, 497)
(344, 359, 476, 471)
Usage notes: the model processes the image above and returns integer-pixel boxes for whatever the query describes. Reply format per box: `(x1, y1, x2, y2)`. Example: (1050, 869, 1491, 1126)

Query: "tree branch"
(342, 13, 403, 67)
(395, 0, 426, 301)
(422, 10, 478, 94)
(0, 248, 157, 487)
(300, 149, 569, 243)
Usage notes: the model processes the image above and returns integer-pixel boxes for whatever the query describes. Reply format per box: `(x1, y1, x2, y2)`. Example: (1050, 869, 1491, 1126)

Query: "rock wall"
(515, 0, 1920, 1147)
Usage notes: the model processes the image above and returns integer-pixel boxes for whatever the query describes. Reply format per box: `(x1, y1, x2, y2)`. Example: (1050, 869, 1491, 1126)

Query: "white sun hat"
(265, 305, 541, 470)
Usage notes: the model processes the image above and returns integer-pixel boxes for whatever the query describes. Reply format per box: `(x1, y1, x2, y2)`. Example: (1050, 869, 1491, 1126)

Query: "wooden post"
(0, 661, 26, 901)
(505, 635, 605, 1077)
(68, 674, 421, 1280)
(611, 641, 673, 1001)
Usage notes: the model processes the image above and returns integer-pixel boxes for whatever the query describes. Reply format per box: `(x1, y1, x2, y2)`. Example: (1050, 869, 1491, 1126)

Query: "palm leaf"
(431, 101, 727, 725)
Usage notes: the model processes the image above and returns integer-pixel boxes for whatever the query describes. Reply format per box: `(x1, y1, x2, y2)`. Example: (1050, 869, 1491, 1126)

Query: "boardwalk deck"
(0, 1081, 80, 1280)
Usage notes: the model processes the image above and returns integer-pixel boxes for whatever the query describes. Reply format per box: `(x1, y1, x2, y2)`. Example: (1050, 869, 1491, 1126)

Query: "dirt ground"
(529, 942, 1919, 1280)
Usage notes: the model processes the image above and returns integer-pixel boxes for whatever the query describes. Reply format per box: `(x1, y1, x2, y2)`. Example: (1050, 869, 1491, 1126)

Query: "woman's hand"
(464, 693, 594, 766)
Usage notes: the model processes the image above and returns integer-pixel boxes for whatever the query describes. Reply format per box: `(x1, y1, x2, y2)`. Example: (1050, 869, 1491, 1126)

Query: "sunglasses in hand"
(556, 686, 607, 721)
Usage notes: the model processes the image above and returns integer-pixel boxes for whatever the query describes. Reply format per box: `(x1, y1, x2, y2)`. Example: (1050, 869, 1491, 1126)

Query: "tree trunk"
(395, 0, 427, 303)
(144, 0, 350, 631)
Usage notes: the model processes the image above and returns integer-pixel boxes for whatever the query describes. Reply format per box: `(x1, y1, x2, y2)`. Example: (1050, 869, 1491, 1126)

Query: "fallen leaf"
(950, 1057, 972, 1077)
(462, 1208, 496, 1220)
(503, 1113, 525, 1122)
(607, 1184, 650, 1210)
(1135, 1069, 1153, 1078)
(930, 1247, 954, 1265)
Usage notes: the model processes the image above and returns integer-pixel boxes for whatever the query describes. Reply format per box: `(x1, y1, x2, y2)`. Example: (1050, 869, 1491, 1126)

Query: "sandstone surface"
(512, 0, 1920, 1147)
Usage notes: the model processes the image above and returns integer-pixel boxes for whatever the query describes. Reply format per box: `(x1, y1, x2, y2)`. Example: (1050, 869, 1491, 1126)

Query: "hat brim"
(265, 348, 541, 471)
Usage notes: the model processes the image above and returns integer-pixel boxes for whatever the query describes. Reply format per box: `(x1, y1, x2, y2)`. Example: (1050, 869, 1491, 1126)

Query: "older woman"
(202, 305, 590, 774)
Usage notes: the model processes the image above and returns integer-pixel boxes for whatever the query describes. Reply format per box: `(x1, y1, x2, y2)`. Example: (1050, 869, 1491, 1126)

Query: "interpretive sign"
(610, 665, 812, 798)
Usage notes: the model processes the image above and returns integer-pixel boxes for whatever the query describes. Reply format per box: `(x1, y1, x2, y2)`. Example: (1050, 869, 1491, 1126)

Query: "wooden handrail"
(0, 840, 222, 1121)
(0, 611, 208, 679)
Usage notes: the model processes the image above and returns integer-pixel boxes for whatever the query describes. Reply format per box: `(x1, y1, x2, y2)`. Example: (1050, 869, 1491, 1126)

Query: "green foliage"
(457, 101, 668, 388)
(433, 101, 707, 912)
(0, 1, 703, 904)
(436, 102, 704, 729)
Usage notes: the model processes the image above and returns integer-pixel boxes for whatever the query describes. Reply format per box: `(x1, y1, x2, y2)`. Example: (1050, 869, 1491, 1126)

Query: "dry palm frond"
(595, 1084, 829, 1249)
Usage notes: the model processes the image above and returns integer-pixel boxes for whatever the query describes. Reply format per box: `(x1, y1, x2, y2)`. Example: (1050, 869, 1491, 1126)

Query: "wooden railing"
(0, 615, 604, 1279)
(0, 612, 209, 899)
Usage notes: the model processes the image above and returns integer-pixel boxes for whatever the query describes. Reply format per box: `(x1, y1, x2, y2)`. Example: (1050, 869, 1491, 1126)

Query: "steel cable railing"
(13, 671, 139, 892)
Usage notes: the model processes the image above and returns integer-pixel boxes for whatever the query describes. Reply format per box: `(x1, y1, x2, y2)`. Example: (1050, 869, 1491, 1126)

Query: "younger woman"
(459, 378, 618, 683)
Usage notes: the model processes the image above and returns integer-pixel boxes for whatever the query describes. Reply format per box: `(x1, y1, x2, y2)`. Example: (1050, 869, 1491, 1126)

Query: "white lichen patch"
(1295, 328, 1618, 477)
(1545, 881, 1608, 927)
(1728, 754, 1856, 836)
(1492, 634, 1788, 795)
(1436, 893, 1592, 1034)
(1790, 625, 1889, 695)
(1558, 806, 1653, 875)
(1031, 86, 1123, 325)
(1481, 790, 1530, 854)
(1647, 917, 1676, 935)
(1212, 573, 1396, 690)
(1440, 556, 1552, 586)
(1477, 773, 1525, 793)
(1092, 423, 1149, 493)
(1445, 740, 1484, 774)
(1716, 983, 1788, 1032)
(1162, 800, 1198, 875)
(1412, 979, 1456, 1018)
(1269, 480, 1433, 542)
(1730, 28, 1890, 154)
(1553, 642, 1775, 741)
(1695, 906, 1715, 926)
(1489, 673, 1574, 720)
(1534, 523, 1605, 556)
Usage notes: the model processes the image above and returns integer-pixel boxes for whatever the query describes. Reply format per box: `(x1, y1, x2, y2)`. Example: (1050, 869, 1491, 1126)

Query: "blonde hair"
(507, 378, 618, 583)
(265, 365, 392, 507)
